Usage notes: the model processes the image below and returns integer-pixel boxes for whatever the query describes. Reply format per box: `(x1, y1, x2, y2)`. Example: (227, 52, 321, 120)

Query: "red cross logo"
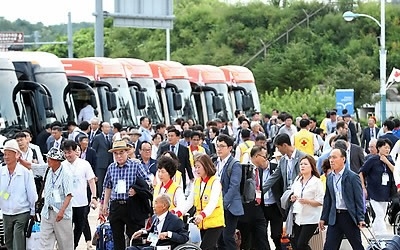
(301, 140, 308, 146)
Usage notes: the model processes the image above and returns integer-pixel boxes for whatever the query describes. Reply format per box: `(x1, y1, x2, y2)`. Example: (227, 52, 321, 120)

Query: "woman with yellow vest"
(153, 155, 186, 216)
(180, 153, 224, 250)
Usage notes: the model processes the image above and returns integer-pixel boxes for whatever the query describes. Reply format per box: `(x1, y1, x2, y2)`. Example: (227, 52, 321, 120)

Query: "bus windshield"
(0, 69, 20, 130)
(207, 83, 233, 122)
(101, 77, 136, 127)
(166, 79, 198, 123)
(132, 77, 163, 125)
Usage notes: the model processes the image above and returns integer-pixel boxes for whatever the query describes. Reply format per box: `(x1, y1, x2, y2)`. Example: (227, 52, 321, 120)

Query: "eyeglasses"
(216, 144, 228, 148)
(257, 154, 267, 160)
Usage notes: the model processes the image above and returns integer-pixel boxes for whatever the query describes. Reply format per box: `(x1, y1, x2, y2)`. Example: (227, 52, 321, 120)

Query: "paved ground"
(77, 207, 396, 250)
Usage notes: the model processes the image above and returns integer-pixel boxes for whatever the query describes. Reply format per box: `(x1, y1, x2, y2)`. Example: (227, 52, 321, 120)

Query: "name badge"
(147, 232, 159, 246)
(256, 190, 262, 199)
(336, 191, 342, 201)
(53, 189, 62, 203)
(116, 180, 126, 194)
(382, 173, 389, 186)
(2, 192, 10, 200)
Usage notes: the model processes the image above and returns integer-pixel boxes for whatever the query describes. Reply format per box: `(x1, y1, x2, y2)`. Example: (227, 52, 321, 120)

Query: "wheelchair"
(128, 215, 201, 250)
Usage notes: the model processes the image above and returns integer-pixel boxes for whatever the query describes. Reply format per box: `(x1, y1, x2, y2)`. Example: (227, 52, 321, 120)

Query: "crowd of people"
(0, 108, 400, 250)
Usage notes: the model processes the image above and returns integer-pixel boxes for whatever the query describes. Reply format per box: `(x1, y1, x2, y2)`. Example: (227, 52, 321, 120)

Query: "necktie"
(371, 128, 374, 139)
(255, 168, 261, 205)
(55, 141, 59, 148)
(153, 218, 160, 234)
(171, 145, 175, 154)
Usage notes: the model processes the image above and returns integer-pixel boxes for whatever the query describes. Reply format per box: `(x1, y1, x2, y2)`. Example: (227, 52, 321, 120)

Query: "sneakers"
(86, 241, 93, 249)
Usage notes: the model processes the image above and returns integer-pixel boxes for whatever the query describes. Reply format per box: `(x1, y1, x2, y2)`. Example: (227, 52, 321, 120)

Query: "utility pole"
(67, 12, 73, 58)
(94, 0, 104, 57)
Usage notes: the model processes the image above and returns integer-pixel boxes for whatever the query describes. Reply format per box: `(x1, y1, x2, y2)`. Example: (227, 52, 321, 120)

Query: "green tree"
(260, 86, 335, 121)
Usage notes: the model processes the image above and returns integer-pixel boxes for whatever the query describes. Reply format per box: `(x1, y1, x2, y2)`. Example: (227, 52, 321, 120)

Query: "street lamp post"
(342, 0, 386, 122)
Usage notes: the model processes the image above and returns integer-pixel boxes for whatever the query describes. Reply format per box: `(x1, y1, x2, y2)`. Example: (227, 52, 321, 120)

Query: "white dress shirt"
(78, 104, 95, 123)
(62, 158, 95, 207)
(291, 175, 324, 225)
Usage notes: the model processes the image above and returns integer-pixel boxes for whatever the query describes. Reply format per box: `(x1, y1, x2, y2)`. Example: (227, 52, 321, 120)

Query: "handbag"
(35, 167, 50, 215)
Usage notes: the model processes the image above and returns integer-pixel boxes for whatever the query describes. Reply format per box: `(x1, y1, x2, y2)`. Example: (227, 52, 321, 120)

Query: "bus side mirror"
(136, 91, 146, 110)
(106, 91, 117, 111)
(212, 96, 222, 113)
(173, 93, 182, 110)
(42, 95, 53, 110)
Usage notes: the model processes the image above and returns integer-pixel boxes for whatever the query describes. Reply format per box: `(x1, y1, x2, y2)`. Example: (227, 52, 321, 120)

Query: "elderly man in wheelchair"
(127, 193, 191, 250)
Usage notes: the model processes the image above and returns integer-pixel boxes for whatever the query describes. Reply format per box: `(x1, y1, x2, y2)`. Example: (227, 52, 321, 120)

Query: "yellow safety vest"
(189, 146, 206, 167)
(193, 176, 224, 230)
(153, 180, 179, 210)
(238, 141, 255, 163)
(293, 129, 314, 155)
(172, 170, 182, 187)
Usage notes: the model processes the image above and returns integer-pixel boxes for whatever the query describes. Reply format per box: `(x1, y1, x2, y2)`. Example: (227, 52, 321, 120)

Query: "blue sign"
(335, 89, 354, 116)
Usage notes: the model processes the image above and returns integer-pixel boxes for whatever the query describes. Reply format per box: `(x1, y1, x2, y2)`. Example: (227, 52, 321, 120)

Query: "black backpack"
(226, 159, 252, 198)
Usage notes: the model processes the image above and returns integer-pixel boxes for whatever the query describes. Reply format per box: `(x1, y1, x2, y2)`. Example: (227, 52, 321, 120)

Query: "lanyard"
(300, 176, 312, 198)
(52, 168, 63, 188)
(334, 175, 342, 191)
(8, 172, 15, 187)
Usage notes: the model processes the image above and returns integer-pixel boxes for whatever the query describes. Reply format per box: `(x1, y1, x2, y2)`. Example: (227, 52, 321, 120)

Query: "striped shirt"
(103, 159, 150, 201)
(41, 163, 74, 220)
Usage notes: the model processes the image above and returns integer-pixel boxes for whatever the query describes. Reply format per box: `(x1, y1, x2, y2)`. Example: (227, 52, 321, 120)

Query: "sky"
(0, 0, 115, 25)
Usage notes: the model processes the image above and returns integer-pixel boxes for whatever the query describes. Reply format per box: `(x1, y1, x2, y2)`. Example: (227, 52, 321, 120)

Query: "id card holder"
(53, 189, 62, 203)
(382, 173, 389, 185)
(3, 192, 10, 200)
(256, 190, 262, 200)
(116, 180, 126, 194)
(147, 232, 159, 246)
(336, 191, 342, 201)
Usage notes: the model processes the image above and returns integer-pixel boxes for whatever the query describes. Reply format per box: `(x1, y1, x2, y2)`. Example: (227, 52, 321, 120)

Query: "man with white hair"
(128, 193, 189, 250)
(0, 139, 37, 250)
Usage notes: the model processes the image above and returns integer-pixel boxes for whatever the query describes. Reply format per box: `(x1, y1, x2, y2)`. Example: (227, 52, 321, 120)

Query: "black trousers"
(72, 205, 89, 249)
(83, 185, 92, 241)
(324, 211, 363, 250)
(292, 223, 318, 250)
(218, 210, 239, 250)
(238, 202, 268, 250)
(262, 203, 283, 250)
(109, 202, 138, 250)
(200, 227, 224, 250)
(96, 168, 107, 198)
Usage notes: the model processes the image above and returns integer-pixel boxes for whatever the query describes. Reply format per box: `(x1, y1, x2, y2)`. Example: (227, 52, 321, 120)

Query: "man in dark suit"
(360, 117, 379, 153)
(237, 146, 268, 250)
(36, 124, 51, 154)
(46, 125, 66, 151)
(91, 122, 113, 197)
(380, 119, 399, 150)
(157, 128, 194, 191)
(262, 133, 306, 194)
(319, 148, 364, 250)
(128, 194, 189, 250)
(215, 134, 244, 250)
(88, 117, 101, 146)
(128, 129, 143, 159)
(333, 135, 365, 173)
(259, 148, 284, 250)
(343, 114, 360, 145)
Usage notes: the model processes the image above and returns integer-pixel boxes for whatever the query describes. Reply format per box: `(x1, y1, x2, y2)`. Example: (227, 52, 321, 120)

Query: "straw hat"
(108, 140, 131, 152)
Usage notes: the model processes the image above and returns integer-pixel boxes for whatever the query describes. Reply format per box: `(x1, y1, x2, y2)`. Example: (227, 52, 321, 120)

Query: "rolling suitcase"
(361, 226, 400, 250)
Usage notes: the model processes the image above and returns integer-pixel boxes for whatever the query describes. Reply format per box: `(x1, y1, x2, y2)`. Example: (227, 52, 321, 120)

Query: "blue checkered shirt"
(103, 159, 150, 201)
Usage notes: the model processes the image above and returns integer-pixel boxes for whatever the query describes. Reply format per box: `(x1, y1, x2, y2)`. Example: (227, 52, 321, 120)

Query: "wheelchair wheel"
(393, 211, 400, 235)
(173, 242, 202, 250)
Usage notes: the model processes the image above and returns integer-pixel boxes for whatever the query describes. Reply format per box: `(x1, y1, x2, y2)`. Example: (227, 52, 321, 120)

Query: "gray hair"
(90, 117, 100, 124)
(369, 138, 378, 147)
(156, 193, 171, 208)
